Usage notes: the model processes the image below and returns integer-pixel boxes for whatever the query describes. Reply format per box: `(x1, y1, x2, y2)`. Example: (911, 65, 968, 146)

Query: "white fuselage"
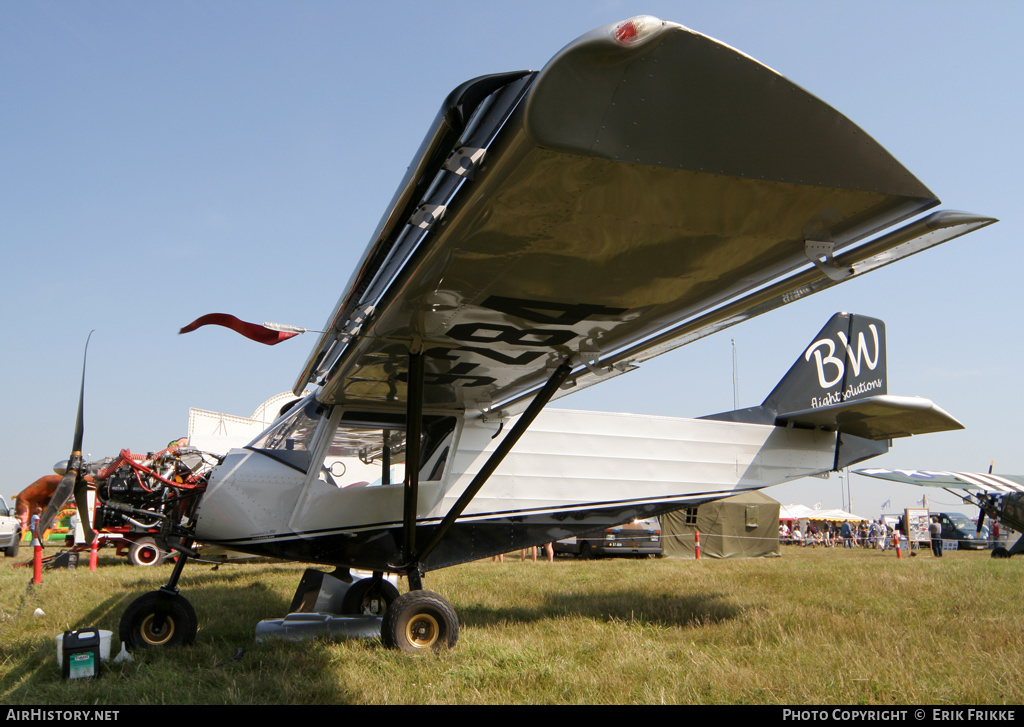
(194, 407, 834, 549)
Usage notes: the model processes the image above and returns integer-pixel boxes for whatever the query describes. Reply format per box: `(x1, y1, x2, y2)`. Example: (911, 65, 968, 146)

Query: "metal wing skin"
(295, 17, 992, 415)
(856, 469, 1024, 493)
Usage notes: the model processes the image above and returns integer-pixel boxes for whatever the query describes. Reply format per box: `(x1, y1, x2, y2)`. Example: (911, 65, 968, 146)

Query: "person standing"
(840, 520, 852, 548)
(929, 516, 943, 557)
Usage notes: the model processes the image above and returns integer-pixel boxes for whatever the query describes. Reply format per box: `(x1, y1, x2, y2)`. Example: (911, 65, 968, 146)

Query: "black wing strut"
(397, 357, 574, 587)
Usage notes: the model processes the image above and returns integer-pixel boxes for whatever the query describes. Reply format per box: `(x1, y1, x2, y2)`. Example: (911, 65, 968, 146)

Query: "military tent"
(661, 490, 781, 558)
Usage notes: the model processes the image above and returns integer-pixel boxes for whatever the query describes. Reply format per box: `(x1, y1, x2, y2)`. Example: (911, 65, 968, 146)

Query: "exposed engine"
(92, 446, 213, 533)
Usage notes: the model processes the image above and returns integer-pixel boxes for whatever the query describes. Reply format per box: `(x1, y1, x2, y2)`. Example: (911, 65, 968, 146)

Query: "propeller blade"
(37, 331, 93, 542)
(74, 476, 95, 546)
(977, 461, 995, 535)
(35, 471, 77, 542)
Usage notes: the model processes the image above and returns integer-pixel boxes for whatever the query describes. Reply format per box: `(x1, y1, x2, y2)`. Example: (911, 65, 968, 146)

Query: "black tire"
(380, 590, 459, 654)
(120, 591, 198, 650)
(341, 578, 400, 617)
(991, 547, 1011, 559)
(4, 531, 19, 558)
(128, 537, 167, 567)
(579, 540, 596, 560)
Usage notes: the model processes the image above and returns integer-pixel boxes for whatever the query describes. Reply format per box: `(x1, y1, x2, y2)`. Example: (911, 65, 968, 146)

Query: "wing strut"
(401, 351, 425, 580)
(401, 358, 575, 581)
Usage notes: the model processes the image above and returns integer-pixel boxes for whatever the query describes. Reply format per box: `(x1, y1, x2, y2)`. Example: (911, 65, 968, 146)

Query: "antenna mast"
(731, 339, 739, 409)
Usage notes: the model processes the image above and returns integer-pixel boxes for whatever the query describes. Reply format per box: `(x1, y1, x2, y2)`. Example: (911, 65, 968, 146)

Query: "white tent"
(779, 504, 868, 522)
(188, 391, 309, 455)
(779, 504, 816, 520)
(814, 508, 868, 522)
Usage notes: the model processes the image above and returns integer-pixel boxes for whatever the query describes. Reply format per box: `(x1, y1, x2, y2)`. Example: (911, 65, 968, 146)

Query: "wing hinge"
(409, 204, 446, 230)
(805, 239, 854, 281)
(443, 146, 487, 179)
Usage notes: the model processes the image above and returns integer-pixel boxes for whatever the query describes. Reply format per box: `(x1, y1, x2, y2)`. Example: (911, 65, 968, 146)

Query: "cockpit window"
(318, 412, 456, 488)
(246, 395, 327, 472)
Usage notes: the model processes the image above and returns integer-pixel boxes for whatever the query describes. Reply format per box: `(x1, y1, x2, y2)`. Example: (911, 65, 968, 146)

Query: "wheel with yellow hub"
(380, 590, 458, 654)
(120, 590, 198, 650)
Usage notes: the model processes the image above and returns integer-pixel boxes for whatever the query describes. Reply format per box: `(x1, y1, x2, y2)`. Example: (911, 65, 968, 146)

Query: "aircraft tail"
(763, 312, 887, 417)
(704, 312, 961, 470)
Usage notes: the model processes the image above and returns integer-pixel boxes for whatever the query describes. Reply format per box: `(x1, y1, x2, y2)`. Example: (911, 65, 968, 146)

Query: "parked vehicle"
(935, 511, 989, 550)
(0, 496, 21, 557)
(555, 518, 662, 558)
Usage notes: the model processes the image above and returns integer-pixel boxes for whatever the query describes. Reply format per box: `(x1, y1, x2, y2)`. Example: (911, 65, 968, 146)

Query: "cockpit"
(245, 393, 457, 490)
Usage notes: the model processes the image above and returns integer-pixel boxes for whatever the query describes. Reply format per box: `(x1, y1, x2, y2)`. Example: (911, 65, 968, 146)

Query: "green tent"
(661, 490, 781, 559)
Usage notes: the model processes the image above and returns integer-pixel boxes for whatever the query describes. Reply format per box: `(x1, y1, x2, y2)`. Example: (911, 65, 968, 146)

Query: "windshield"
(247, 394, 328, 472)
(945, 513, 975, 533)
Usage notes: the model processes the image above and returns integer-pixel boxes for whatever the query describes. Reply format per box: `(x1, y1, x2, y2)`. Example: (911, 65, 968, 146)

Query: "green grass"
(1, 546, 1021, 704)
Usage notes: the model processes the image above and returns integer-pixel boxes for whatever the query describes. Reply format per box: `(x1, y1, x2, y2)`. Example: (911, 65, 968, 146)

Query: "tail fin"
(705, 313, 896, 470)
(706, 312, 962, 469)
(767, 312, 891, 469)
(763, 312, 886, 416)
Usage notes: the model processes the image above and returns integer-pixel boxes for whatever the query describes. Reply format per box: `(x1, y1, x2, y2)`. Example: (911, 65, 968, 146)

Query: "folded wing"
(295, 18, 993, 415)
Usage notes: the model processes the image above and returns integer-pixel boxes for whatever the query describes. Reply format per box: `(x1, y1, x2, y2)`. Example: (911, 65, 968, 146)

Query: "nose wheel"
(120, 590, 198, 650)
(380, 590, 459, 654)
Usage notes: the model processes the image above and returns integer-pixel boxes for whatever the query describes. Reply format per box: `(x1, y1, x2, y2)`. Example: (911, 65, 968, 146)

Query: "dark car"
(554, 518, 662, 558)
(935, 511, 989, 550)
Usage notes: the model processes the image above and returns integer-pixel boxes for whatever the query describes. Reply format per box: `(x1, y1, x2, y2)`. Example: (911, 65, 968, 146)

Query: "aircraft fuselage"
(194, 405, 836, 571)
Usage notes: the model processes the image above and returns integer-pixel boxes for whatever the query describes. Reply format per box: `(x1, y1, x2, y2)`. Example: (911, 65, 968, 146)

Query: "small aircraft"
(855, 469, 1024, 558)
(40, 16, 994, 653)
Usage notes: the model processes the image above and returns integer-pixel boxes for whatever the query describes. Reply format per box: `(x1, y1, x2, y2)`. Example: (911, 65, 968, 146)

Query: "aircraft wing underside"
(294, 19, 993, 416)
(856, 469, 1024, 493)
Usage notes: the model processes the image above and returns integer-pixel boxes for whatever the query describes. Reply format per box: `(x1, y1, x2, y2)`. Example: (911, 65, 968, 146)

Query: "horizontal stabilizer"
(777, 395, 963, 441)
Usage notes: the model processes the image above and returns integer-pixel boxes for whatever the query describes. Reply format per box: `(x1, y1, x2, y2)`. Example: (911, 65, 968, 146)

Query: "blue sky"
(2, 1, 1021, 518)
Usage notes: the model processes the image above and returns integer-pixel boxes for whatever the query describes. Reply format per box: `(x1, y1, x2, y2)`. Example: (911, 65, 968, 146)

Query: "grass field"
(1, 545, 1020, 705)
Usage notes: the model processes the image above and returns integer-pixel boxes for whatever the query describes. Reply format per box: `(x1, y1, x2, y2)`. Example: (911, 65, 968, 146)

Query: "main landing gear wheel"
(120, 590, 198, 650)
(380, 590, 459, 654)
(341, 578, 400, 617)
(128, 537, 167, 567)
(991, 547, 1011, 559)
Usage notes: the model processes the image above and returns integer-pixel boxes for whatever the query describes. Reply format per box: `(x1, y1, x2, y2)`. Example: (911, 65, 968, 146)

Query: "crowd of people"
(779, 519, 894, 549)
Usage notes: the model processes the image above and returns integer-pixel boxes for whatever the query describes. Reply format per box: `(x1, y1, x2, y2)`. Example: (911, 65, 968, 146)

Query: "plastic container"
(57, 629, 112, 679)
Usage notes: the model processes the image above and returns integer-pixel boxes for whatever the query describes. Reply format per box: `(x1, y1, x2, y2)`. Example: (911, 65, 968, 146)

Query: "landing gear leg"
(119, 536, 199, 650)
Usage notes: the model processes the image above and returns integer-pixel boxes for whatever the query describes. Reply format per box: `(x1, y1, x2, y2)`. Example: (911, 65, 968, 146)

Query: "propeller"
(976, 460, 994, 535)
(37, 332, 95, 546)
